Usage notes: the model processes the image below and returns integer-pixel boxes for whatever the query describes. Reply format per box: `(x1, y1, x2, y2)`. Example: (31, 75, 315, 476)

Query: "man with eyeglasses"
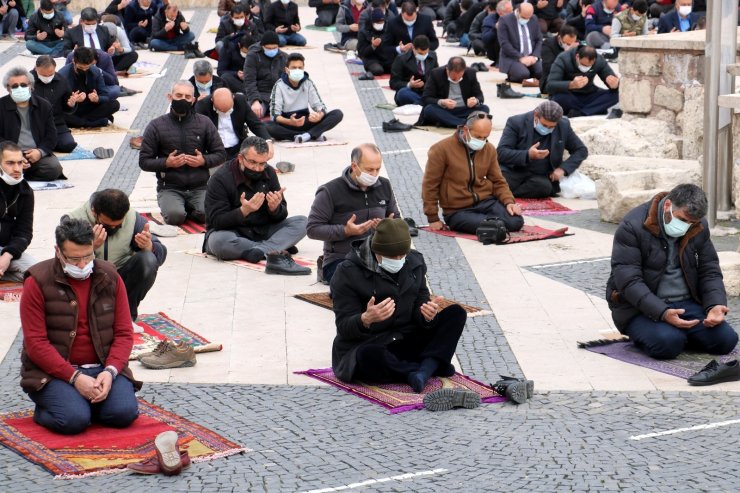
(139, 80, 226, 226)
(19, 217, 142, 435)
(497, 100, 588, 198)
(0, 141, 37, 282)
(68, 188, 167, 332)
(0, 66, 65, 182)
(422, 110, 524, 234)
(204, 136, 310, 275)
(418, 56, 487, 128)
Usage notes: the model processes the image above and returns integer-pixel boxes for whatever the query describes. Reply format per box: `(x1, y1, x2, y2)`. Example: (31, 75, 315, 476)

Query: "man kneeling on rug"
(607, 184, 739, 364)
(331, 218, 467, 394)
(19, 217, 141, 435)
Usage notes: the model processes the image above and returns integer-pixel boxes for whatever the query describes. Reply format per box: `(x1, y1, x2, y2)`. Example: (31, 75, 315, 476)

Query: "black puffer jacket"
(243, 44, 288, 105)
(606, 192, 727, 331)
(0, 179, 34, 260)
(330, 236, 432, 382)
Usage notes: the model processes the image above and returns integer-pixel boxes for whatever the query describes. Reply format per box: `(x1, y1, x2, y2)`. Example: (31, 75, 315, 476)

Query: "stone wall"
(618, 49, 705, 160)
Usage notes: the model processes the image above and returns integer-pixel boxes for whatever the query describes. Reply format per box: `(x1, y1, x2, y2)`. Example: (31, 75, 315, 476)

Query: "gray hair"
(496, 0, 512, 14)
(240, 136, 269, 155)
(3, 67, 34, 89)
(667, 183, 708, 220)
(193, 60, 213, 77)
(55, 216, 94, 248)
(171, 79, 194, 95)
(350, 143, 381, 165)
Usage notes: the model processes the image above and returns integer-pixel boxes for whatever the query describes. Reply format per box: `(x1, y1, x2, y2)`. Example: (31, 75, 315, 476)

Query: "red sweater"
(20, 275, 133, 383)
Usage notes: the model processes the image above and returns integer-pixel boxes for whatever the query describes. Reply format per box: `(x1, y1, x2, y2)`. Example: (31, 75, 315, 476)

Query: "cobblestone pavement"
(0, 9, 738, 492)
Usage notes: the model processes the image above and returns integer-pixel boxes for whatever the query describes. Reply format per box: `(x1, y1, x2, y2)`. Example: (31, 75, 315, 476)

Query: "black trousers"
(265, 109, 343, 141)
(64, 100, 120, 127)
(55, 126, 77, 152)
(117, 251, 159, 320)
(502, 168, 560, 198)
(221, 72, 244, 94)
(112, 51, 138, 72)
(353, 304, 466, 383)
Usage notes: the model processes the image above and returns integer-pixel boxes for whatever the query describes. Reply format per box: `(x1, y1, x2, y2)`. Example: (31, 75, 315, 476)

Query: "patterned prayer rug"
(278, 138, 348, 149)
(57, 146, 97, 161)
(140, 212, 206, 235)
(132, 312, 222, 360)
(28, 180, 75, 191)
(294, 292, 491, 317)
(70, 124, 134, 135)
(0, 399, 248, 479)
(580, 338, 740, 379)
(515, 198, 578, 216)
(0, 281, 23, 302)
(183, 249, 316, 273)
(305, 24, 337, 32)
(420, 224, 570, 244)
(296, 368, 505, 413)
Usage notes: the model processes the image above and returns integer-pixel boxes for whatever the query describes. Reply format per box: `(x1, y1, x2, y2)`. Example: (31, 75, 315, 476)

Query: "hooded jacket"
(269, 72, 327, 120)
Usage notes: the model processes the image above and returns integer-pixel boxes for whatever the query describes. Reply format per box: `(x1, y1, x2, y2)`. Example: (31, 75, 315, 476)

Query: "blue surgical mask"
(414, 52, 428, 62)
(288, 68, 304, 82)
(518, 17, 528, 26)
(196, 81, 212, 92)
(263, 47, 279, 58)
(467, 135, 486, 151)
(534, 119, 554, 136)
(10, 86, 31, 103)
(664, 206, 692, 238)
(379, 256, 405, 274)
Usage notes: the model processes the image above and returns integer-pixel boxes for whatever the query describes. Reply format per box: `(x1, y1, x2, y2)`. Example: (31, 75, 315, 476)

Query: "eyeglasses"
(9, 83, 29, 89)
(61, 252, 95, 263)
(468, 112, 492, 121)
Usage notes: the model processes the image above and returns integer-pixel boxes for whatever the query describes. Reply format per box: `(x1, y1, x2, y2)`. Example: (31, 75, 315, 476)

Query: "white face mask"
(356, 170, 378, 187)
(678, 5, 692, 17)
(577, 63, 591, 73)
(403, 18, 415, 27)
(372, 22, 384, 31)
(288, 68, 304, 82)
(0, 169, 23, 186)
(62, 259, 94, 280)
(83, 24, 97, 34)
(233, 18, 245, 27)
(448, 77, 460, 84)
(630, 13, 642, 21)
(37, 74, 55, 84)
(379, 256, 405, 274)
(42, 11, 55, 20)
(240, 50, 248, 58)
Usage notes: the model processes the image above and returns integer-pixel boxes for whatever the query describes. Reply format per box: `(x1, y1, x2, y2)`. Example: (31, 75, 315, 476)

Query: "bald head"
(518, 2, 533, 18)
(212, 87, 234, 112)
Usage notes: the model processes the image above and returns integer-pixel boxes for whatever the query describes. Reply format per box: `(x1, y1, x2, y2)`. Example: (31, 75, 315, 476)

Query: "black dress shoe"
(383, 118, 412, 132)
(688, 359, 740, 386)
(403, 217, 419, 237)
(497, 83, 524, 99)
(286, 245, 298, 254)
(265, 252, 311, 275)
(358, 72, 374, 81)
(607, 108, 623, 119)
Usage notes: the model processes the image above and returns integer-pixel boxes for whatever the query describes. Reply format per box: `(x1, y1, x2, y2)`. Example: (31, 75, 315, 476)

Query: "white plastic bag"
(559, 170, 596, 199)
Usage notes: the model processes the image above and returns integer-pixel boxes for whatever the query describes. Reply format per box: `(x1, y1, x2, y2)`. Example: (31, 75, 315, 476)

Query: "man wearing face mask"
(610, 0, 648, 40)
(244, 31, 287, 118)
(357, 8, 394, 77)
(390, 34, 438, 106)
(307, 143, 400, 284)
(150, 3, 200, 56)
(204, 136, 309, 275)
(264, 0, 306, 47)
(19, 217, 142, 435)
(0, 142, 36, 282)
(382, 2, 438, 62)
(657, 0, 699, 34)
(25, 0, 66, 56)
(418, 56, 487, 128)
(330, 218, 469, 397)
(546, 45, 619, 118)
(584, 0, 624, 49)
(497, 101, 588, 198)
(266, 52, 344, 143)
(188, 61, 225, 101)
(497, 2, 543, 85)
(218, 33, 254, 94)
(0, 67, 64, 182)
(139, 81, 227, 226)
(68, 189, 167, 330)
(423, 111, 523, 234)
(122, 0, 160, 47)
(336, 0, 367, 52)
(215, 4, 261, 54)
(607, 184, 739, 369)
(63, 7, 138, 74)
(195, 87, 273, 160)
(540, 25, 578, 94)
(31, 56, 78, 153)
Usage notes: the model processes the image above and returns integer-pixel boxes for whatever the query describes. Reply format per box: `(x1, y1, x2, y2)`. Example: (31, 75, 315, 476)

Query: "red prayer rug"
(0, 281, 23, 302)
(132, 312, 222, 360)
(515, 198, 578, 216)
(420, 224, 570, 244)
(0, 399, 248, 479)
(140, 212, 206, 235)
(296, 368, 506, 414)
(183, 249, 317, 273)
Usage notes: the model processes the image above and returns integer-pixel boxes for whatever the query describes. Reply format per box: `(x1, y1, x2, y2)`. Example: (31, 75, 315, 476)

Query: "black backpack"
(476, 217, 509, 245)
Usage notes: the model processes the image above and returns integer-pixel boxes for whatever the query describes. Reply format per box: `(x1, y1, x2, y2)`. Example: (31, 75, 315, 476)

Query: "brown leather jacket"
(20, 258, 141, 393)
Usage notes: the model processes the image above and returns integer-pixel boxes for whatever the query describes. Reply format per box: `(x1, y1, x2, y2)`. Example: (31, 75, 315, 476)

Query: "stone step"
(580, 154, 700, 182)
(718, 251, 740, 296)
(718, 93, 740, 110)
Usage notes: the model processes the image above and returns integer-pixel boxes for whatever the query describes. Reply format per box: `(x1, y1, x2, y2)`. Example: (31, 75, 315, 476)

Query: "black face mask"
(243, 168, 264, 181)
(171, 98, 192, 115)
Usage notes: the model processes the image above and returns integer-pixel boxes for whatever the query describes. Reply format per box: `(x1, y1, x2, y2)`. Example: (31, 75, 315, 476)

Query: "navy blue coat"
(657, 10, 700, 34)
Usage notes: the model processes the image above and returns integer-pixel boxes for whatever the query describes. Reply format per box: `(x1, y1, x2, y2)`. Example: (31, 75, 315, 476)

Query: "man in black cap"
(330, 217, 467, 394)
(497, 100, 588, 198)
(243, 30, 287, 118)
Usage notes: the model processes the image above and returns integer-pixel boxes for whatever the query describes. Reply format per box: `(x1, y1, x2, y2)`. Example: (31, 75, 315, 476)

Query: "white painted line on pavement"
(529, 257, 611, 269)
(300, 468, 448, 493)
(629, 419, 740, 441)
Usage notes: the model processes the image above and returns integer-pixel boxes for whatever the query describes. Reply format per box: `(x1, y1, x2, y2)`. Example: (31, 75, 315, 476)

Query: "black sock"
(407, 358, 439, 393)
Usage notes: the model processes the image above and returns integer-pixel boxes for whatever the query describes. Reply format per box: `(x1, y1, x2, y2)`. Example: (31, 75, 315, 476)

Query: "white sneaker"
(132, 320, 144, 334)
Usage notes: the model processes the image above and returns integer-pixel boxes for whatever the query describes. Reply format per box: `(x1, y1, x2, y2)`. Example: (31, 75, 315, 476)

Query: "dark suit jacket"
(657, 11, 699, 34)
(381, 13, 438, 61)
(63, 24, 113, 56)
(540, 36, 563, 92)
(497, 110, 588, 176)
(389, 49, 439, 93)
(422, 67, 484, 106)
(0, 94, 57, 156)
(57, 64, 115, 104)
(497, 12, 542, 74)
(194, 92, 271, 148)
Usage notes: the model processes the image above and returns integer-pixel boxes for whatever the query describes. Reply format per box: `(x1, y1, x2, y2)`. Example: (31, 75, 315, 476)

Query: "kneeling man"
(607, 184, 739, 360)
(331, 218, 467, 392)
(20, 217, 141, 435)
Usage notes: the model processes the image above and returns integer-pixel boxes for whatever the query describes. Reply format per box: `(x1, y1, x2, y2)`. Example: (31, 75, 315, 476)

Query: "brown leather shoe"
(127, 450, 191, 475)
(521, 78, 540, 88)
(154, 430, 183, 476)
(130, 136, 144, 150)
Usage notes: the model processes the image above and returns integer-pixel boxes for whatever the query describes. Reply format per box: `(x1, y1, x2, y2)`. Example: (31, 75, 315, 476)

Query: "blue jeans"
(459, 33, 470, 48)
(0, 8, 19, 36)
(277, 32, 306, 47)
(323, 258, 342, 283)
(149, 31, 195, 51)
(624, 299, 739, 360)
(26, 39, 64, 56)
(394, 87, 423, 106)
(28, 367, 139, 435)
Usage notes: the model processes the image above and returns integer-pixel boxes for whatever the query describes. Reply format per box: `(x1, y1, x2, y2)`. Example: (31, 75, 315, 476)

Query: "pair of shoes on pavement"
(497, 83, 524, 99)
(138, 340, 197, 369)
(358, 72, 374, 80)
(382, 118, 412, 132)
(403, 217, 419, 236)
(128, 431, 188, 475)
(424, 388, 481, 412)
(93, 147, 114, 159)
(491, 375, 534, 404)
(241, 248, 311, 275)
(469, 62, 489, 72)
(521, 78, 539, 88)
(687, 359, 740, 386)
